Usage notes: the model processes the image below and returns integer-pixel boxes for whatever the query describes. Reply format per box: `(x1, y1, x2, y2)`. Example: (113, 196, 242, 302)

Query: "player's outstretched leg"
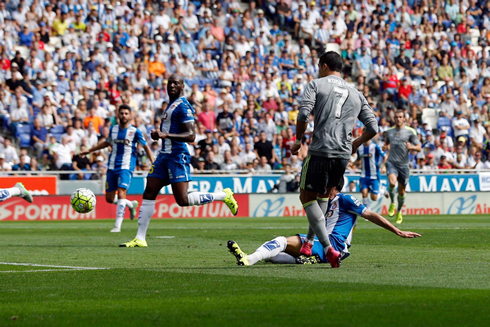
(129, 200, 139, 220)
(0, 183, 33, 203)
(120, 199, 153, 247)
(228, 236, 288, 266)
(186, 188, 238, 215)
(227, 240, 250, 266)
(396, 194, 405, 224)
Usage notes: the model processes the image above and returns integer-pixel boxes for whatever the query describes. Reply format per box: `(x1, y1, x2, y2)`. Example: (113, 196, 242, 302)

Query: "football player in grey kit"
(291, 51, 378, 268)
(383, 110, 421, 224)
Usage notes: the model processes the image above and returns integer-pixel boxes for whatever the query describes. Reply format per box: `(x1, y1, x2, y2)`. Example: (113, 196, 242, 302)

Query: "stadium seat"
(326, 43, 341, 54)
(422, 108, 438, 130)
(44, 44, 54, 54)
(50, 125, 65, 134)
(117, 67, 127, 75)
(15, 46, 29, 59)
(16, 124, 32, 148)
(18, 134, 31, 148)
(49, 36, 62, 48)
(59, 47, 69, 60)
(471, 46, 482, 56)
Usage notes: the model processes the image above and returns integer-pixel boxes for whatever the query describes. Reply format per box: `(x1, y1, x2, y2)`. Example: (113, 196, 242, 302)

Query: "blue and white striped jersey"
(107, 125, 147, 171)
(326, 193, 367, 257)
(357, 142, 385, 179)
(160, 96, 195, 157)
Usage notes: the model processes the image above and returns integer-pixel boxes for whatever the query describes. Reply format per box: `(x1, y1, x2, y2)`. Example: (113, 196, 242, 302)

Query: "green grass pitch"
(0, 215, 489, 326)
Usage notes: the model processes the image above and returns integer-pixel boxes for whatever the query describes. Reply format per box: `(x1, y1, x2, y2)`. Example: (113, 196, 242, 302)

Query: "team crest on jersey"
(331, 202, 338, 210)
(128, 131, 134, 138)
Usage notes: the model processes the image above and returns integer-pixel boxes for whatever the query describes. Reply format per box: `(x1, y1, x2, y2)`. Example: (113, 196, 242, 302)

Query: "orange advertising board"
(0, 176, 57, 195)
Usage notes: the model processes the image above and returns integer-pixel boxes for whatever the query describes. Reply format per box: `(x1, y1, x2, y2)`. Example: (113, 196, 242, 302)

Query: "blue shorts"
(148, 153, 192, 184)
(297, 234, 348, 263)
(106, 169, 133, 192)
(359, 178, 380, 194)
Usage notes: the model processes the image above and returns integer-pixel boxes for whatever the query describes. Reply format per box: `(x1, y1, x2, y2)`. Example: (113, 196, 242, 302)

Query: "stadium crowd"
(1, 0, 490, 184)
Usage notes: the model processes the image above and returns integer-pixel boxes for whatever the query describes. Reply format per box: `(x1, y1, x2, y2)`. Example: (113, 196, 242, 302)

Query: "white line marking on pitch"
(0, 269, 91, 273)
(0, 262, 109, 271)
(155, 236, 175, 238)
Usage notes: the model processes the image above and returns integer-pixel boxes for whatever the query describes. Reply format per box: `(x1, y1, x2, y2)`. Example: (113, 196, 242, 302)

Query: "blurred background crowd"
(1, 0, 490, 184)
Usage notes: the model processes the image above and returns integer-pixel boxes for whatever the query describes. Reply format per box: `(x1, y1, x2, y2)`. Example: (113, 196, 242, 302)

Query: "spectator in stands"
(31, 118, 48, 159)
(204, 151, 220, 172)
(256, 156, 272, 174)
(470, 119, 488, 150)
(12, 154, 31, 172)
(9, 87, 29, 135)
(51, 136, 74, 180)
(3, 138, 19, 166)
(0, 153, 12, 172)
(72, 145, 92, 180)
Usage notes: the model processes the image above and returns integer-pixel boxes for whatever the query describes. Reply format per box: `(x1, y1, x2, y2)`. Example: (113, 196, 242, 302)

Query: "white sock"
(114, 199, 126, 229)
(187, 191, 227, 206)
(8, 187, 21, 197)
(378, 187, 385, 197)
(135, 199, 155, 241)
(112, 195, 118, 204)
(123, 199, 134, 209)
(362, 197, 371, 210)
(247, 236, 287, 265)
(269, 252, 296, 264)
(0, 188, 15, 202)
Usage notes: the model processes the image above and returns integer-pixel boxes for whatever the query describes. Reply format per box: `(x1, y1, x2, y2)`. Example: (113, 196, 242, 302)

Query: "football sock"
(0, 188, 17, 201)
(397, 194, 406, 213)
(305, 226, 315, 243)
(135, 199, 155, 241)
(378, 187, 385, 197)
(115, 199, 125, 229)
(389, 185, 396, 203)
(305, 198, 329, 242)
(248, 236, 287, 265)
(269, 252, 296, 264)
(186, 191, 226, 206)
(304, 201, 331, 249)
(317, 197, 329, 215)
(112, 195, 118, 204)
(362, 197, 371, 210)
(123, 199, 134, 209)
(9, 187, 21, 197)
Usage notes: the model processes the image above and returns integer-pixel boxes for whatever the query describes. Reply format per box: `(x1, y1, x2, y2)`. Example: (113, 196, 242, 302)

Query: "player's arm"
(407, 130, 422, 152)
(292, 81, 315, 155)
(362, 210, 421, 238)
(80, 141, 111, 157)
(151, 121, 196, 143)
(353, 96, 378, 154)
(142, 144, 155, 164)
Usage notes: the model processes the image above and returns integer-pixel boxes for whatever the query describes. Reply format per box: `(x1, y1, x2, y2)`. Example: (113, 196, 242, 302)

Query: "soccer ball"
(70, 188, 97, 214)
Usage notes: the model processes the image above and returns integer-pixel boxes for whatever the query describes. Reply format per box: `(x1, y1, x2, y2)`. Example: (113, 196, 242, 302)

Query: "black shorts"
(300, 155, 349, 195)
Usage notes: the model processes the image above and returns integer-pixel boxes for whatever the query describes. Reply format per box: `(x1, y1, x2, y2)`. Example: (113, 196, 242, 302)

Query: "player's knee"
(175, 195, 189, 207)
(143, 189, 158, 201)
(371, 194, 378, 201)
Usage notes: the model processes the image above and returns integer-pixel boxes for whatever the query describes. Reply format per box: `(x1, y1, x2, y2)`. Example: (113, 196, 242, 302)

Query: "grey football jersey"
(385, 126, 420, 166)
(297, 75, 378, 159)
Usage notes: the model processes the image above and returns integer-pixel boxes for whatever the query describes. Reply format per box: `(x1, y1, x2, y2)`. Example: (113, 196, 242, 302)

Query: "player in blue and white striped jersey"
(357, 139, 388, 210)
(228, 179, 420, 267)
(120, 74, 239, 248)
(81, 105, 154, 233)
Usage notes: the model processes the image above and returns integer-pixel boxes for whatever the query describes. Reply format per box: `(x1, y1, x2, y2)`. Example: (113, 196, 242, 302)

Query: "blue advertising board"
(127, 174, 483, 194)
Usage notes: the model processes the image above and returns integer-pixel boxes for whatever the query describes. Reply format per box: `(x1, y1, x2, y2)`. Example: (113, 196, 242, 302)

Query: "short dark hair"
(119, 104, 131, 112)
(395, 109, 404, 116)
(319, 51, 343, 72)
